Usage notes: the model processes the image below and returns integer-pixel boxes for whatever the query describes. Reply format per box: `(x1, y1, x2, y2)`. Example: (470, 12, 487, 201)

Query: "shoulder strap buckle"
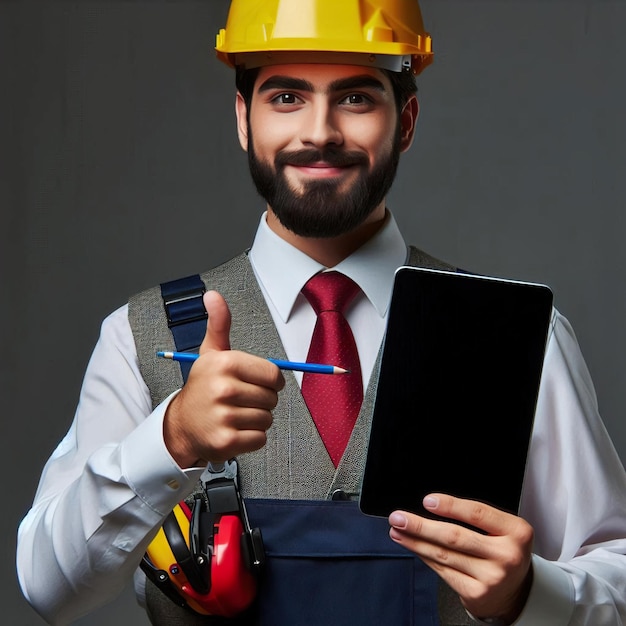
(160, 274, 207, 328)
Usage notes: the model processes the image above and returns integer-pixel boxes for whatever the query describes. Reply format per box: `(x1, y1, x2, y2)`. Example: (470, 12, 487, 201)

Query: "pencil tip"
(335, 367, 350, 374)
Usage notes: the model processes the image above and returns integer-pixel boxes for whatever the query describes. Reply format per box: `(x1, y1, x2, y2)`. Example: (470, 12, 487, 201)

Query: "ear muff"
(141, 465, 264, 617)
(177, 513, 257, 617)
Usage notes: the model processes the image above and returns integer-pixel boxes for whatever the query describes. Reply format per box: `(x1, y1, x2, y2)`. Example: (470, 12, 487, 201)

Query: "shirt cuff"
(467, 555, 574, 625)
(512, 555, 575, 625)
(120, 390, 204, 516)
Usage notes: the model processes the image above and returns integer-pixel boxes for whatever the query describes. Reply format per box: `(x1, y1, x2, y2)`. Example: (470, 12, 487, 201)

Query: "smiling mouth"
(288, 162, 355, 177)
(276, 148, 369, 171)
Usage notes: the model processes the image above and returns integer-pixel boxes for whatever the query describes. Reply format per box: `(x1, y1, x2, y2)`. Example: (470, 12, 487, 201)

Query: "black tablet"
(359, 267, 553, 520)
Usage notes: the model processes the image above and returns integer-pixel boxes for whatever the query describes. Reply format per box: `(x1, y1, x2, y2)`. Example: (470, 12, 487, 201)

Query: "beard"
(247, 128, 401, 238)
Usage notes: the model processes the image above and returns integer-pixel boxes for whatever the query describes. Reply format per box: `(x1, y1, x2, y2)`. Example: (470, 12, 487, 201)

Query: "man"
(17, 1, 626, 624)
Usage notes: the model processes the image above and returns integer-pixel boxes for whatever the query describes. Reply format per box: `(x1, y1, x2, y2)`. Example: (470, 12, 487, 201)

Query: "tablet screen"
(359, 267, 553, 520)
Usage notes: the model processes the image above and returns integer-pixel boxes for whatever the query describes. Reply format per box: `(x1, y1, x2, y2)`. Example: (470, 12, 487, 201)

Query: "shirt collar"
(248, 211, 408, 323)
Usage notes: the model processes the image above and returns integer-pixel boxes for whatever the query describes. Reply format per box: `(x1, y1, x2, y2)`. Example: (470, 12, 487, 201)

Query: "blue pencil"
(156, 351, 349, 375)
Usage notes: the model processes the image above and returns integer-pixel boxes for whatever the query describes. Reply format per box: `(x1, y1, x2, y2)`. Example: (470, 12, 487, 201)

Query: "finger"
(203, 427, 271, 464)
(200, 290, 231, 353)
(200, 349, 285, 392)
(422, 494, 521, 537)
(390, 525, 488, 582)
(417, 552, 479, 589)
(218, 407, 275, 433)
(230, 354, 286, 392)
(208, 373, 282, 410)
(389, 510, 490, 560)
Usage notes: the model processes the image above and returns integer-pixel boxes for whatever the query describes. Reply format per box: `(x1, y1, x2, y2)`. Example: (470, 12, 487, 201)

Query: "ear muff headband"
(162, 505, 209, 595)
(142, 504, 214, 615)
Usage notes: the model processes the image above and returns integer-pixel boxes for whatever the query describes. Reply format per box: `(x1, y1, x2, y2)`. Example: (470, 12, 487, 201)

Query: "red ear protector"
(141, 460, 265, 617)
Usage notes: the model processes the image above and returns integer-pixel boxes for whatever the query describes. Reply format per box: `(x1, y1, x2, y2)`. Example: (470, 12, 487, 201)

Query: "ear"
(399, 94, 419, 153)
(235, 91, 249, 152)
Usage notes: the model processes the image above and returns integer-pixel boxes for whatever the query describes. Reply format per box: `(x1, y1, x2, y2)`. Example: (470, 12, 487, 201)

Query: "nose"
(299, 99, 343, 148)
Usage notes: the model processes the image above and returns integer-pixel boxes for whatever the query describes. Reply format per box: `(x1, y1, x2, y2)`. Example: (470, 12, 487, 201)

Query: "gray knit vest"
(128, 247, 471, 626)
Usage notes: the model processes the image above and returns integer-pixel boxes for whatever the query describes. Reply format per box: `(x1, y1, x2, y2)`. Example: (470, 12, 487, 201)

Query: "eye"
(271, 92, 300, 105)
(339, 93, 372, 106)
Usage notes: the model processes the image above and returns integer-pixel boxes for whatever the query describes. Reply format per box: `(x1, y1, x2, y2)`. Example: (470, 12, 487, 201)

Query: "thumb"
(200, 290, 231, 353)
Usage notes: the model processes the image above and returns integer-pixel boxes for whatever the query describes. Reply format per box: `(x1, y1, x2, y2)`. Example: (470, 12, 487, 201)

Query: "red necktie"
(301, 272, 364, 467)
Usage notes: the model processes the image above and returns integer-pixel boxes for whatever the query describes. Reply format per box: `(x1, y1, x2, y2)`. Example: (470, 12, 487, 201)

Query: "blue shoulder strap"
(160, 274, 207, 382)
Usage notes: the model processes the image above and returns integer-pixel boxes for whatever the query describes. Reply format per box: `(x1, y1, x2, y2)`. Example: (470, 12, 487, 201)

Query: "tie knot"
(302, 271, 361, 315)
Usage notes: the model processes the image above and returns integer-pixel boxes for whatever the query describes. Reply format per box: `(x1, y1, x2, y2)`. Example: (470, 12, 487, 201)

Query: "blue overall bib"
(244, 498, 439, 625)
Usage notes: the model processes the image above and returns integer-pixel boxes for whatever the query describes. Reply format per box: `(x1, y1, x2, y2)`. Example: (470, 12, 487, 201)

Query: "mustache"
(275, 148, 369, 168)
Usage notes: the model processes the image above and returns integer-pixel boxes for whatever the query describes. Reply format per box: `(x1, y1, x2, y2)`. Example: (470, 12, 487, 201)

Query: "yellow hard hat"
(215, 0, 433, 75)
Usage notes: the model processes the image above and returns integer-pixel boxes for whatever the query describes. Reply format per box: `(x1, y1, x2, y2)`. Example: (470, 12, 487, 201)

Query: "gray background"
(2, 1, 625, 624)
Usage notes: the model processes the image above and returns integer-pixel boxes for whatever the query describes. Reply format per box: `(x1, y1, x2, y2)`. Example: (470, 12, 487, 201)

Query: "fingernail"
(423, 495, 439, 509)
(389, 512, 407, 528)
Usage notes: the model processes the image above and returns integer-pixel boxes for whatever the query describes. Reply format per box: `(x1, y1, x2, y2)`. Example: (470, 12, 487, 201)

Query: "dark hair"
(386, 68, 418, 111)
(235, 66, 260, 108)
(235, 65, 417, 113)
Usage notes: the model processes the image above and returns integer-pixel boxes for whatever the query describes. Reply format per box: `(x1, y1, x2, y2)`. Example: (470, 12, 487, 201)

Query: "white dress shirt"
(17, 212, 626, 625)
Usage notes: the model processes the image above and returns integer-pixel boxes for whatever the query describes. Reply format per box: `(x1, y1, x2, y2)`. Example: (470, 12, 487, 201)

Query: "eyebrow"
(257, 74, 388, 95)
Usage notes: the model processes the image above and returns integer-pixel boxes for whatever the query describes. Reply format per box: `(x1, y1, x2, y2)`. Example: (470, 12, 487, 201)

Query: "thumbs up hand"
(163, 291, 285, 469)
